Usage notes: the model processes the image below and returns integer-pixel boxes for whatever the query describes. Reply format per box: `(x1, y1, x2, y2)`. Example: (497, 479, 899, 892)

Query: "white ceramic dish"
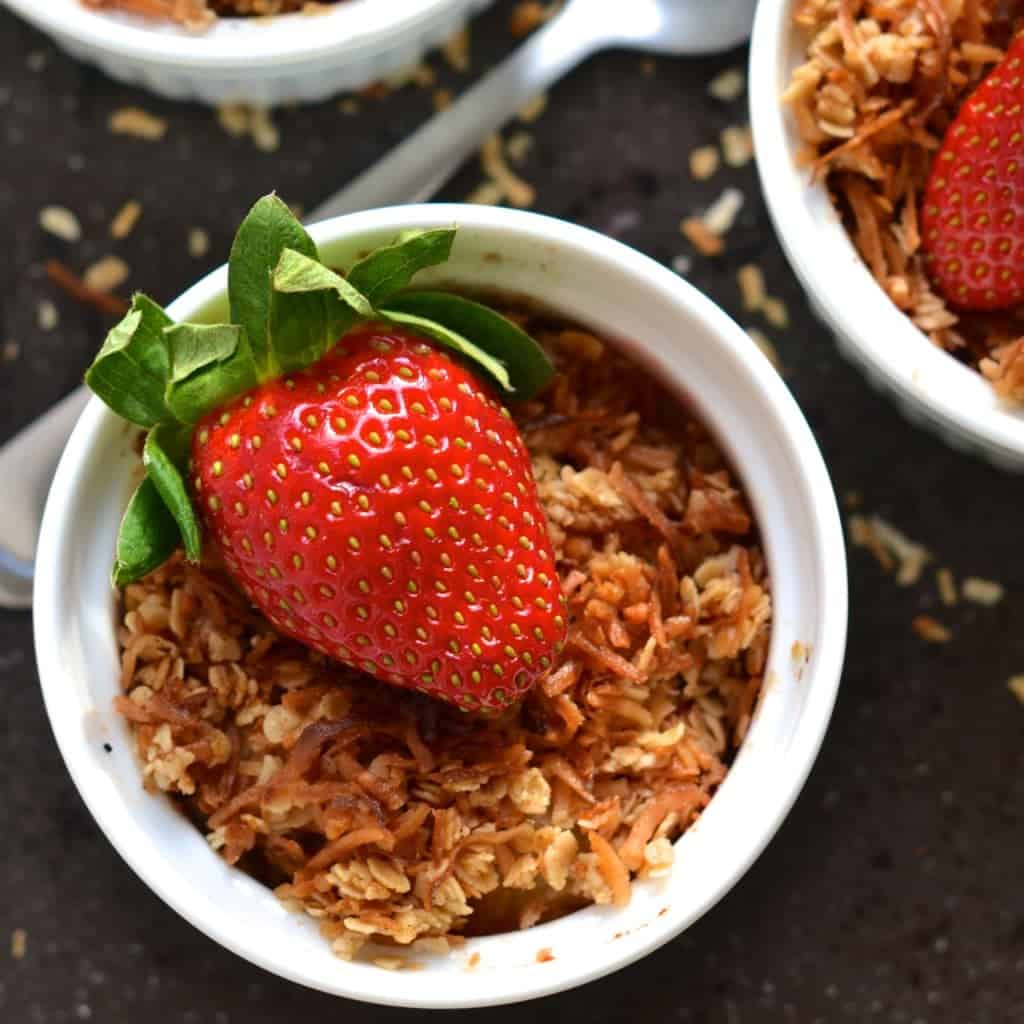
(1, 0, 492, 106)
(34, 204, 847, 1007)
(750, 0, 1024, 472)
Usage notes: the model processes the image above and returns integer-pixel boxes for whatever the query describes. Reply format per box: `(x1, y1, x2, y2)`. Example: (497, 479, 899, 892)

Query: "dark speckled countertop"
(2, 3, 1023, 1021)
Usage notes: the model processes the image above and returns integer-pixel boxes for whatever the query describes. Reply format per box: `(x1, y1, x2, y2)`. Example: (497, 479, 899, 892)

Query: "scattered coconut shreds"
(217, 102, 249, 137)
(383, 61, 435, 91)
(411, 63, 436, 89)
(11, 928, 27, 960)
(110, 200, 142, 240)
(746, 327, 781, 370)
(913, 615, 952, 644)
(466, 180, 507, 207)
(708, 67, 746, 102)
(250, 107, 280, 152)
(83, 255, 130, 294)
(433, 89, 453, 112)
(689, 145, 720, 182)
(442, 28, 470, 73)
(37, 299, 59, 332)
(217, 103, 279, 152)
(738, 264, 766, 312)
(2, 341, 19, 363)
(936, 568, 958, 607)
(703, 187, 745, 236)
(338, 98, 359, 116)
(962, 577, 1005, 607)
(479, 134, 535, 209)
(1008, 675, 1024, 704)
(509, 1, 554, 37)
(721, 124, 754, 167)
(109, 107, 167, 141)
(762, 296, 790, 329)
(505, 131, 533, 165)
(188, 227, 210, 259)
(518, 93, 548, 124)
(45, 259, 129, 316)
(848, 515, 930, 584)
(680, 217, 724, 256)
(39, 205, 81, 243)
(671, 254, 692, 276)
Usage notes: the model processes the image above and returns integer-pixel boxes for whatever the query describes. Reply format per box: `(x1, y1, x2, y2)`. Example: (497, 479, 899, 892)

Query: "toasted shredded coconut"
(479, 135, 535, 209)
(746, 327, 781, 370)
(217, 103, 279, 152)
(848, 515, 929, 585)
(1009, 675, 1024, 704)
(10, 928, 27, 960)
(37, 300, 59, 331)
(720, 125, 754, 167)
(689, 146, 720, 182)
(109, 106, 167, 141)
(518, 94, 548, 124)
(912, 615, 952, 644)
(110, 200, 142, 240)
(114, 323, 770, 958)
(188, 227, 210, 259)
(784, 0, 1024, 402)
(680, 218, 724, 257)
(83, 255, 130, 294)
(708, 68, 746, 102)
(737, 265, 766, 312)
(962, 577, 1005, 607)
(509, 1, 556, 37)
(39, 206, 81, 243)
(83, 0, 337, 25)
(442, 28, 470, 73)
(762, 296, 790, 330)
(702, 188, 744, 236)
(936, 568, 957, 607)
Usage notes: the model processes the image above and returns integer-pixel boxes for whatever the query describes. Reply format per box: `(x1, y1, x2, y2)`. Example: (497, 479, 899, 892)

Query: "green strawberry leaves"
(112, 477, 182, 587)
(85, 295, 174, 428)
(84, 193, 555, 586)
(143, 423, 202, 563)
(346, 228, 455, 305)
(165, 323, 258, 423)
(382, 292, 553, 400)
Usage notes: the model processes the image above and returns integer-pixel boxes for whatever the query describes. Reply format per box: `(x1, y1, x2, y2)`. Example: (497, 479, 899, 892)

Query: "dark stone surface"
(2, 3, 1023, 1021)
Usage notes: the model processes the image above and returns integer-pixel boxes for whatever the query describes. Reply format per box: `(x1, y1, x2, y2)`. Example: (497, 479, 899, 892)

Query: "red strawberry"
(192, 324, 567, 713)
(921, 34, 1024, 310)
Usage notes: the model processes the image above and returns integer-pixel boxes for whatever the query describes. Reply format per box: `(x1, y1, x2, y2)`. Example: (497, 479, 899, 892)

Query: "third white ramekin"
(750, 0, 1024, 471)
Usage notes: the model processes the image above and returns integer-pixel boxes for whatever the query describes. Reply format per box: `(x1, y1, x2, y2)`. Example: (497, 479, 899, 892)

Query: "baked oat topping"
(115, 325, 771, 959)
(784, 0, 1024, 402)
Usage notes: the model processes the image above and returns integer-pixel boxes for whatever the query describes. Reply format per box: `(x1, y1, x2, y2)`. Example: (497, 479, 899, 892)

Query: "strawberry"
(921, 34, 1024, 310)
(84, 196, 566, 713)
(193, 324, 566, 712)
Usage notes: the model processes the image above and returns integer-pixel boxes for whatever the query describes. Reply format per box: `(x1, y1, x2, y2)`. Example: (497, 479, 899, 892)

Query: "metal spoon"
(0, 0, 755, 609)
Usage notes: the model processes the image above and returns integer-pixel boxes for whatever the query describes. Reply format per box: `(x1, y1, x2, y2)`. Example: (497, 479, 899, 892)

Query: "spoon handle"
(308, 0, 612, 223)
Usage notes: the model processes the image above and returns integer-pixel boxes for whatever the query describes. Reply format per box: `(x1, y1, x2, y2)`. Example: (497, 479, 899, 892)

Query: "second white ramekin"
(1, 0, 493, 105)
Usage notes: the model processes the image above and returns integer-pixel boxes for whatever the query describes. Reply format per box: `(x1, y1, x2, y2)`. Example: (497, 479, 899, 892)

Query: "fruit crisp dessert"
(89, 197, 772, 960)
(785, 0, 1024, 404)
(83, 0, 339, 30)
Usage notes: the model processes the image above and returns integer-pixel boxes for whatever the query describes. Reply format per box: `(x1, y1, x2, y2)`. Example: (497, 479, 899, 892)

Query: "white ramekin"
(34, 204, 847, 1008)
(750, 0, 1024, 472)
(1, 0, 492, 105)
